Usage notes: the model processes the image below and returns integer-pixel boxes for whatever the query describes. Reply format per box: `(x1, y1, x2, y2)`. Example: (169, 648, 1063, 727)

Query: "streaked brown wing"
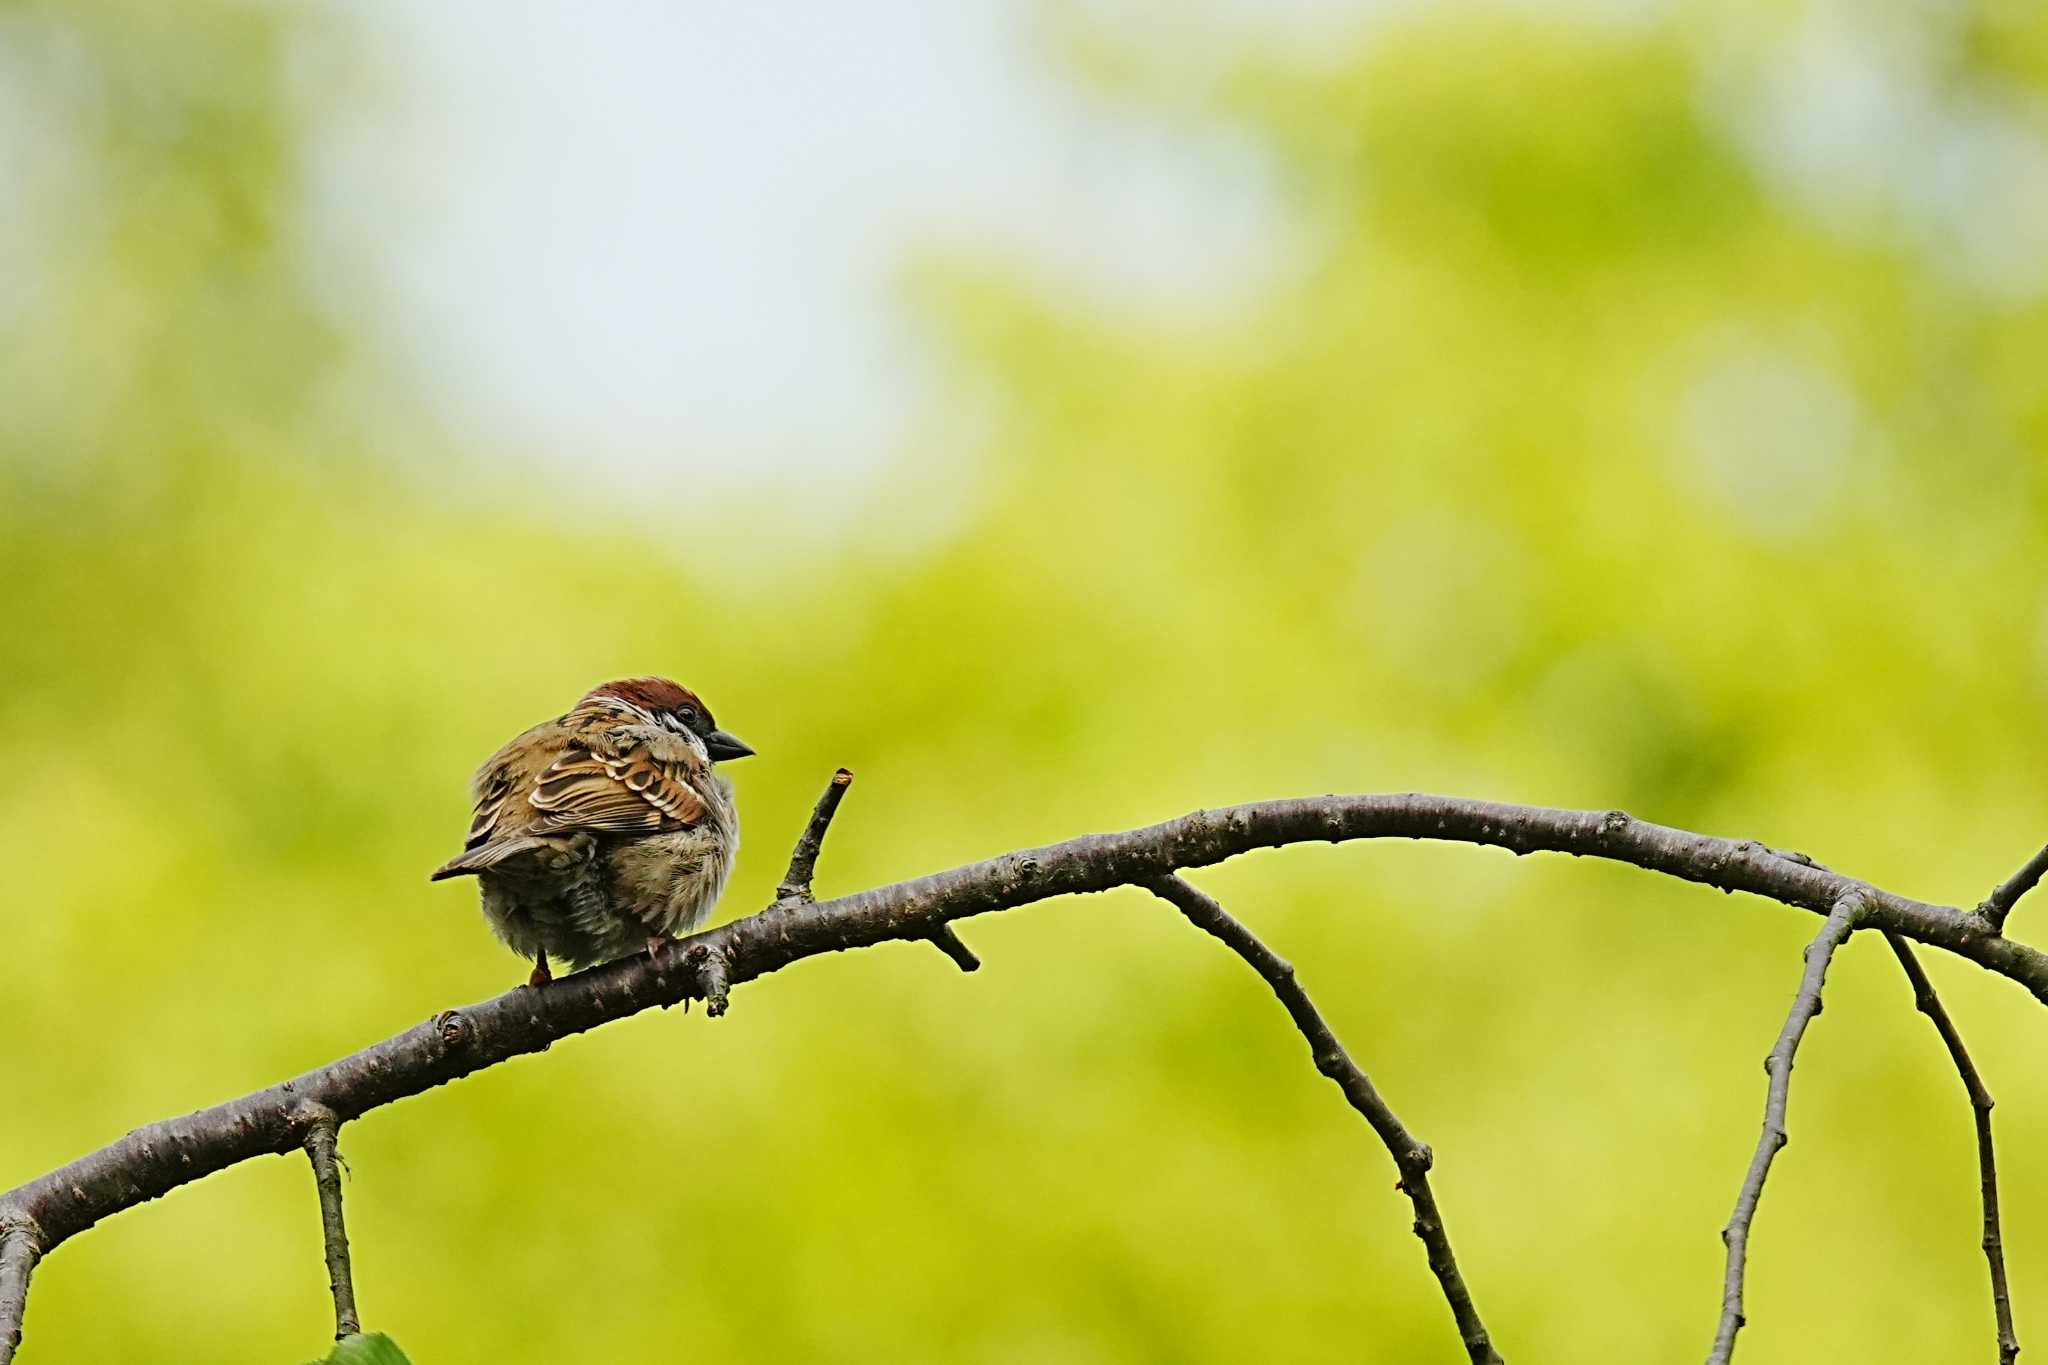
(527, 744, 707, 835)
(464, 767, 516, 849)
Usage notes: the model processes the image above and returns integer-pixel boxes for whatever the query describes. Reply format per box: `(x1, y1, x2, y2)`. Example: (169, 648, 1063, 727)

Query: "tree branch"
(1980, 843, 2048, 935)
(0, 792, 2044, 1358)
(300, 1105, 361, 1339)
(0, 1215, 38, 1365)
(1709, 890, 1865, 1364)
(1886, 933, 2020, 1365)
(1146, 874, 1501, 1365)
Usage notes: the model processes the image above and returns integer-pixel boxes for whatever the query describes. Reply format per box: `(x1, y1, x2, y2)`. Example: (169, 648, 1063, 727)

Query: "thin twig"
(0, 1215, 40, 1365)
(925, 922, 981, 972)
(1981, 843, 2048, 935)
(1886, 933, 2020, 1365)
(298, 1105, 360, 1339)
(1146, 874, 1502, 1365)
(1709, 890, 1866, 1364)
(775, 768, 853, 902)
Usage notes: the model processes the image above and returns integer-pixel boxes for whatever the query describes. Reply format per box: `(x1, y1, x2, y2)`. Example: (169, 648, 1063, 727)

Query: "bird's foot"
(527, 954, 553, 989)
(645, 935, 672, 965)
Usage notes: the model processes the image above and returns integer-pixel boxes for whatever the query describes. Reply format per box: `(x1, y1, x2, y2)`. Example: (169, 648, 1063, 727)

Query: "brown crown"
(581, 676, 707, 719)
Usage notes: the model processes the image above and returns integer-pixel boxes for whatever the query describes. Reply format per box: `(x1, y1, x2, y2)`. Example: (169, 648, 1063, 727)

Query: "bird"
(431, 676, 754, 986)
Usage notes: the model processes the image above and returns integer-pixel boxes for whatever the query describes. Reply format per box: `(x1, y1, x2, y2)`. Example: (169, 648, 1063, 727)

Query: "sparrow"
(431, 677, 754, 986)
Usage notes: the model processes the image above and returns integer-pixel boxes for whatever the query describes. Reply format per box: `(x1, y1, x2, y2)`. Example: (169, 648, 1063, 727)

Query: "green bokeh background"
(4, 2, 2047, 1361)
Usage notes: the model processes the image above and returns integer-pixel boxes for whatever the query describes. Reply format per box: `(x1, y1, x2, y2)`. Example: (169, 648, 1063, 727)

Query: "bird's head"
(582, 676, 756, 762)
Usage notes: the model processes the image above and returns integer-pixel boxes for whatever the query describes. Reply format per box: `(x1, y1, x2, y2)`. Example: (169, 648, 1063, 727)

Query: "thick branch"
(1981, 843, 2048, 935)
(300, 1106, 361, 1339)
(1886, 933, 2020, 1365)
(1146, 875, 1501, 1365)
(0, 1215, 39, 1365)
(1, 793, 2045, 1320)
(1709, 891, 1865, 1364)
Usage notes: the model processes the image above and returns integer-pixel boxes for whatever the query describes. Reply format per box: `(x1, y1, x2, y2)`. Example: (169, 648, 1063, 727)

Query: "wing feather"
(527, 742, 707, 834)
(465, 768, 515, 848)
(434, 698, 712, 883)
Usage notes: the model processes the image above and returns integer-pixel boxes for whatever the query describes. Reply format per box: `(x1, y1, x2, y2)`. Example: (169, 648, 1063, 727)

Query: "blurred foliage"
(2, 0, 2047, 1362)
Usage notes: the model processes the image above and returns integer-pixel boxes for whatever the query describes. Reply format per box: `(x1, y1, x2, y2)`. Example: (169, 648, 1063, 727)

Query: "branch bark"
(0, 791, 2042, 1360)
(0, 1216, 38, 1365)
(1886, 933, 2021, 1365)
(1709, 890, 1865, 1364)
(1146, 874, 1501, 1365)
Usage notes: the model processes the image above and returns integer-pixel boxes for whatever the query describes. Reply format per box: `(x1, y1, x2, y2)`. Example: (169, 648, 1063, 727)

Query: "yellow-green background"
(4, 2, 2047, 1361)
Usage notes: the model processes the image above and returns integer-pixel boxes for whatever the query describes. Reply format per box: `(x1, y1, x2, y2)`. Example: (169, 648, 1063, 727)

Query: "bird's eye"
(676, 706, 699, 727)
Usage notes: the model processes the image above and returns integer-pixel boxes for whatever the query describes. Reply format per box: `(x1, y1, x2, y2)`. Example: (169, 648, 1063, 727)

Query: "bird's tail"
(429, 836, 544, 881)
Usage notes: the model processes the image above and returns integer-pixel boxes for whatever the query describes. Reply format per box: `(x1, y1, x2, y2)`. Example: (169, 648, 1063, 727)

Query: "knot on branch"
(435, 1009, 472, 1049)
(1003, 852, 1043, 887)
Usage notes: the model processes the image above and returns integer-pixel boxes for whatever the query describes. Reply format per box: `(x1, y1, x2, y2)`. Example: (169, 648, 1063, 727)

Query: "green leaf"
(303, 1332, 413, 1365)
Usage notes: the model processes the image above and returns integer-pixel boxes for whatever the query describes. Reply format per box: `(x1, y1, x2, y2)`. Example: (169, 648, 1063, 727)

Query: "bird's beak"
(704, 729, 755, 762)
